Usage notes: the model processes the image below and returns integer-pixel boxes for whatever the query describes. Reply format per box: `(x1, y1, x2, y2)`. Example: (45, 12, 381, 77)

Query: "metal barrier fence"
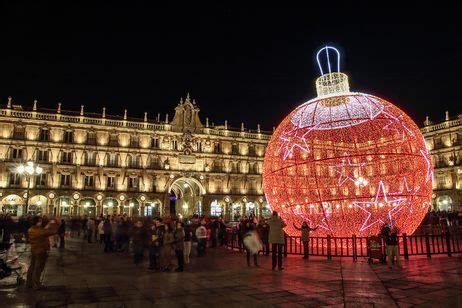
(225, 229, 462, 260)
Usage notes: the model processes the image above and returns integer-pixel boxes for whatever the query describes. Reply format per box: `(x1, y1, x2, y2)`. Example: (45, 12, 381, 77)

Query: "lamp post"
(16, 161, 43, 215)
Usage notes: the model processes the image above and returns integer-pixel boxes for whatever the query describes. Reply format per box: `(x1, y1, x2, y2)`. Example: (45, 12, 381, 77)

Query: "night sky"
(0, 2, 460, 131)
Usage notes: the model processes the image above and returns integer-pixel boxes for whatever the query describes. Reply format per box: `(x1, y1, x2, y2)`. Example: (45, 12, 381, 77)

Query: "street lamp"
(16, 161, 43, 215)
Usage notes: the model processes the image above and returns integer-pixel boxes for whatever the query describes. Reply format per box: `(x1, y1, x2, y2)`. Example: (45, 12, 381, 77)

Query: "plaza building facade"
(422, 111, 462, 212)
(0, 95, 271, 220)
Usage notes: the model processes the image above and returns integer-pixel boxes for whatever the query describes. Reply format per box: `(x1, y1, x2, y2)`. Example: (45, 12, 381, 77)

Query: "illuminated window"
(107, 177, 115, 190)
(39, 129, 50, 141)
(60, 174, 70, 186)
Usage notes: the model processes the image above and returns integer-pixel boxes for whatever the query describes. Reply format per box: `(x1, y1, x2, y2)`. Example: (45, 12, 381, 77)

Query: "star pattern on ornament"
(353, 181, 407, 232)
(382, 110, 415, 143)
(387, 203, 405, 227)
(277, 125, 317, 160)
(330, 153, 365, 186)
(388, 176, 421, 214)
(420, 149, 433, 184)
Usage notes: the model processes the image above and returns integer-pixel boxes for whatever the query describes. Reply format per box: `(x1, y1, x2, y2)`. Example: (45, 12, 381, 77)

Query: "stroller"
(0, 241, 28, 285)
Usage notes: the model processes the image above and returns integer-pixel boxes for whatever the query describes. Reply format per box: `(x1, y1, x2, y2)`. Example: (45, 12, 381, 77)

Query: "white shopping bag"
(243, 231, 263, 255)
(6, 242, 18, 263)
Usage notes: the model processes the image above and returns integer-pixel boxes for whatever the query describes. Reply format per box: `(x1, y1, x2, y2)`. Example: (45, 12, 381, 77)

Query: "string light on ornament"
(262, 45, 433, 241)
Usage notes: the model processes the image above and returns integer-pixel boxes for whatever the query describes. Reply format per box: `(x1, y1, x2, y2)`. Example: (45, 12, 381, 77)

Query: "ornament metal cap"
(315, 46, 350, 97)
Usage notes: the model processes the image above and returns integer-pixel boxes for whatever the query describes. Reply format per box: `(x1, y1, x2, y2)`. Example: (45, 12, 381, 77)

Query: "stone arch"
(1, 194, 23, 216)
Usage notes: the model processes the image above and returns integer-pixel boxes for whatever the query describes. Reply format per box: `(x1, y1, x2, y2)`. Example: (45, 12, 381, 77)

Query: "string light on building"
(262, 46, 433, 240)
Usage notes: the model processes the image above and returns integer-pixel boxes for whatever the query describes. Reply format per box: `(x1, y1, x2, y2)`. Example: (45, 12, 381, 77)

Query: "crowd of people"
(1, 208, 460, 290)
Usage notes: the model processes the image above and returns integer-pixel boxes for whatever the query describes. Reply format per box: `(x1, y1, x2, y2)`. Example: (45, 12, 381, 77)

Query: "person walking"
(243, 219, 259, 267)
(195, 221, 207, 257)
(26, 216, 58, 289)
(183, 221, 193, 264)
(268, 211, 286, 271)
(293, 221, 317, 259)
(173, 221, 185, 272)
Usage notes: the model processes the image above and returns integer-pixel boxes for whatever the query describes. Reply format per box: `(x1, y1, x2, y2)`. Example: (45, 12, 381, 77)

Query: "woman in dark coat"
(131, 220, 148, 266)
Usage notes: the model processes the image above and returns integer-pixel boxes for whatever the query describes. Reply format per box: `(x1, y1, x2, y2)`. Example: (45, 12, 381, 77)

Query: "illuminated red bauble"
(262, 47, 433, 239)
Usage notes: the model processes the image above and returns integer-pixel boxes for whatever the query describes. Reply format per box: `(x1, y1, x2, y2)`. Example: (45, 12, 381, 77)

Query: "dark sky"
(0, 1, 460, 131)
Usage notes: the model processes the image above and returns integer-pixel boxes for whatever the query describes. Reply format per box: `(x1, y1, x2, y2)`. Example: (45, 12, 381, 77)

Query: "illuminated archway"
(145, 199, 162, 217)
(1, 194, 23, 216)
(29, 195, 47, 215)
(168, 177, 206, 217)
(80, 198, 97, 217)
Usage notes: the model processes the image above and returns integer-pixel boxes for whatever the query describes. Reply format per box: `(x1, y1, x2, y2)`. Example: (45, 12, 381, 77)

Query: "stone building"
(0, 95, 271, 220)
(422, 111, 462, 211)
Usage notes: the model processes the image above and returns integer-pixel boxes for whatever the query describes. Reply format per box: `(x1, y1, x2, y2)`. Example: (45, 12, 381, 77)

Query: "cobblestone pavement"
(1, 237, 461, 307)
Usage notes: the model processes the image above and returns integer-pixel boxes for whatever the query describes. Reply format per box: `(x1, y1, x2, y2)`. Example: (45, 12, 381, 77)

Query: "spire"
(7, 96, 12, 109)
(179, 97, 183, 105)
(144, 112, 147, 122)
(445, 111, 449, 121)
(124, 109, 127, 120)
(57, 102, 61, 114)
(206, 117, 209, 128)
(80, 105, 84, 116)
(225, 120, 228, 130)
(241, 122, 245, 131)
(33, 99, 37, 111)
(424, 116, 430, 126)
(186, 92, 190, 103)
(257, 124, 261, 133)
(102, 107, 106, 118)
(165, 113, 169, 124)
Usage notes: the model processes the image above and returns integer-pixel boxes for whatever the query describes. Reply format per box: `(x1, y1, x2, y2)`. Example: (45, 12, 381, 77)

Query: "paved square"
(1, 238, 461, 307)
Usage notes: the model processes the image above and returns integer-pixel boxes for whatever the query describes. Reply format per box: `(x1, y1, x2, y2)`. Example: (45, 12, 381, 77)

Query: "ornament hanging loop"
(316, 46, 341, 76)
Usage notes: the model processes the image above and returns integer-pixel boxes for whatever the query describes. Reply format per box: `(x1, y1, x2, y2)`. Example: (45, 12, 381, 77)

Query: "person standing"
(161, 223, 174, 271)
(293, 222, 317, 259)
(131, 220, 148, 266)
(195, 221, 207, 257)
(58, 219, 66, 249)
(149, 218, 164, 271)
(183, 221, 193, 264)
(87, 217, 96, 243)
(97, 219, 105, 245)
(103, 217, 112, 252)
(173, 221, 185, 272)
(386, 226, 401, 269)
(268, 211, 286, 271)
(26, 216, 58, 289)
(237, 218, 246, 252)
(257, 218, 270, 256)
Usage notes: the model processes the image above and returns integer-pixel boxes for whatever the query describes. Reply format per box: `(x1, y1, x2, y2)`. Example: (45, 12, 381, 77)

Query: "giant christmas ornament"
(262, 46, 433, 239)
